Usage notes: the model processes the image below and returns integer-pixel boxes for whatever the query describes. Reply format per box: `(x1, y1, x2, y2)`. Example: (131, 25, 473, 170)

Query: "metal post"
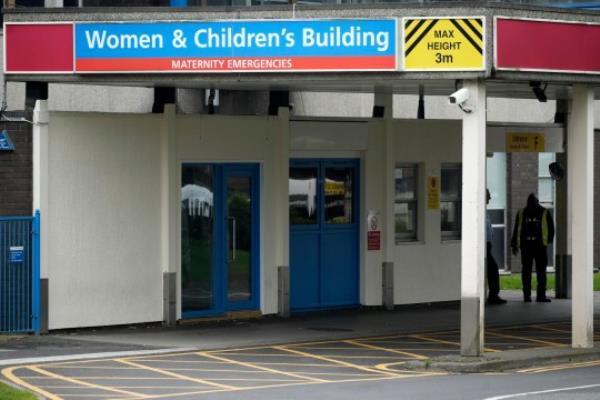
(32, 210, 41, 335)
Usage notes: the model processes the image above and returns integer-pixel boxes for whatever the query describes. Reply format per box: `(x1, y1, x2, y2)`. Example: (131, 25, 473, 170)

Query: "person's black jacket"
(511, 194, 555, 250)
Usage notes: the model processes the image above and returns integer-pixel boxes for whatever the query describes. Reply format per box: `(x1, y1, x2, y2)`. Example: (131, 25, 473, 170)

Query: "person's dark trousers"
(487, 242, 500, 298)
(521, 246, 548, 300)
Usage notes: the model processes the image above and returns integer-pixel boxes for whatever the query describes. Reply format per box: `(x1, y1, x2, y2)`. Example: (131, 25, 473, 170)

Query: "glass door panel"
(324, 167, 354, 225)
(181, 165, 214, 313)
(289, 167, 318, 225)
(226, 176, 252, 303)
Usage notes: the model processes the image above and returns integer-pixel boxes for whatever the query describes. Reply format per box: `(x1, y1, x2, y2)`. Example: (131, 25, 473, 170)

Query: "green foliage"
(0, 382, 37, 400)
(500, 273, 600, 291)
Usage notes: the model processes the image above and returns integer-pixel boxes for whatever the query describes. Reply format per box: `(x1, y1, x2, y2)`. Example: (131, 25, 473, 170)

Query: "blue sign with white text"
(9, 246, 24, 263)
(0, 130, 15, 151)
(74, 19, 397, 73)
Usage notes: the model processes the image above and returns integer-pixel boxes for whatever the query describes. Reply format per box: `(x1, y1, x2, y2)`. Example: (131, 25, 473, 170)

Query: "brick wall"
(0, 116, 32, 216)
(506, 152, 539, 272)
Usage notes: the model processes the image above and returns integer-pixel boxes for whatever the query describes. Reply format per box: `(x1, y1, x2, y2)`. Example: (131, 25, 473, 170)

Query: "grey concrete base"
(460, 296, 482, 357)
(404, 343, 600, 373)
(40, 278, 49, 335)
(163, 272, 176, 327)
(278, 265, 290, 318)
(382, 262, 394, 311)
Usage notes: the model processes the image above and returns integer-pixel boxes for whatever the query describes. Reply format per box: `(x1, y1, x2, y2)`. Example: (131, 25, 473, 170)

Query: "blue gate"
(0, 211, 40, 334)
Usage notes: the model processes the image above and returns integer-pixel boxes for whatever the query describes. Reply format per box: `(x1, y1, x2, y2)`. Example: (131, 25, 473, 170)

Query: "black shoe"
(487, 297, 507, 305)
(536, 297, 552, 303)
(524, 297, 532, 303)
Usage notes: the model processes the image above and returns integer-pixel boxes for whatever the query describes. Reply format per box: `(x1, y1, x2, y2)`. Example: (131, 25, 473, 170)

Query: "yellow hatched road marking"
(274, 345, 399, 377)
(120, 376, 403, 400)
(2, 366, 64, 400)
(519, 359, 600, 374)
(198, 351, 328, 383)
(411, 334, 500, 353)
(116, 358, 236, 391)
(27, 365, 145, 399)
(486, 331, 564, 348)
(345, 339, 428, 360)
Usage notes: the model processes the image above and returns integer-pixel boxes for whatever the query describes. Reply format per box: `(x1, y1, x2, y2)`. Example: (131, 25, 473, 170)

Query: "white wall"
(47, 112, 163, 329)
(392, 120, 463, 304)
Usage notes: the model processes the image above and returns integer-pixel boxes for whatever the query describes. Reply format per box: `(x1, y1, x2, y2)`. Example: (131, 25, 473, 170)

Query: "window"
(441, 164, 461, 240)
(394, 164, 418, 242)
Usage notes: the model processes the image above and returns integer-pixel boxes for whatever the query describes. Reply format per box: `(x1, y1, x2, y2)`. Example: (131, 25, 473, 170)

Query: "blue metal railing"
(0, 211, 40, 334)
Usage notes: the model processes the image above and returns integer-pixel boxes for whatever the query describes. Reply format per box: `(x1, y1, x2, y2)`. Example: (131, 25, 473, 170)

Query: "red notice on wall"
(367, 231, 381, 251)
(5, 24, 74, 73)
(496, 18, 600, 74)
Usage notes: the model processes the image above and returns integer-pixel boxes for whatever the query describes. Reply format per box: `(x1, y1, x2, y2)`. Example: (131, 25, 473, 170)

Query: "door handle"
(228, 216, 236, 263)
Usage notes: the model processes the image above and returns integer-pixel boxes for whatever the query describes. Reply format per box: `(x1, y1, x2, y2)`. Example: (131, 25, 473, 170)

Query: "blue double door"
(181, 164, 260, 318)
(290, 159, 359, 311)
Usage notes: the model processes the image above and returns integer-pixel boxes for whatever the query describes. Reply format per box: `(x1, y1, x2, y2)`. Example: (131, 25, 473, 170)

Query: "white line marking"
(0, 348, 197, 367)
(483, 384, 600, 400)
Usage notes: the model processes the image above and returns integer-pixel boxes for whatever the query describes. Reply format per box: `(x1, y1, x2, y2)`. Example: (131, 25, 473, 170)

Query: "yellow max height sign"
(506, 132, 546, 153)
(403, 17, 485, 71)
(427, 176, 440, 210)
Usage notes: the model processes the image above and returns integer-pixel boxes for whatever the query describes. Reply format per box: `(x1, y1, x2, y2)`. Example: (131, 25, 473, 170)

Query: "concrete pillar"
(555, 100, 571, 299)
(275, 106, 290, 316)
(161, 104, 177, 325)
(460, 80, 487, 357)
(568, 85, 594, 348)
(374, 91, 394, 307)
(32, 100, 49, 333)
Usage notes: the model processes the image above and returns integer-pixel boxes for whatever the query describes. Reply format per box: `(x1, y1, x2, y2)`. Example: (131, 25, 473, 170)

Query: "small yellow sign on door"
(427, 176, 440, 210)
(506, 132, 545, 152)
(403, 17, 485, 71)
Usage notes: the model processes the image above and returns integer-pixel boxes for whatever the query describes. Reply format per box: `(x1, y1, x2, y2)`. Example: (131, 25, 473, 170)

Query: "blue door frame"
(0, 211, 40, 334)
(182, 164, 260, 319)
(290, 159, 359, 312)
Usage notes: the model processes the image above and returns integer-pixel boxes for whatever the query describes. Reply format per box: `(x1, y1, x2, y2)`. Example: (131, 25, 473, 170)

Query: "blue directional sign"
(0, 130, 15, 151)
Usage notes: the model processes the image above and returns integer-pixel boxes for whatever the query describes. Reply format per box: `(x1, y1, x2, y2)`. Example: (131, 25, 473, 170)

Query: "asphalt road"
(3, 321, 599, 400)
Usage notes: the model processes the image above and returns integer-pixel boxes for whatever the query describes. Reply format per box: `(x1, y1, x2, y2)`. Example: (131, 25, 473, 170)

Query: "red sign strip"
(76, 56, 396, 73)
(5, 24, 74, 73)
(496, 18, 600, 74)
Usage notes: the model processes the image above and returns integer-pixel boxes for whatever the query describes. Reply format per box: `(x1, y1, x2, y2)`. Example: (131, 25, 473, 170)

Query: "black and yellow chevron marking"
(404, 18, 483, 57)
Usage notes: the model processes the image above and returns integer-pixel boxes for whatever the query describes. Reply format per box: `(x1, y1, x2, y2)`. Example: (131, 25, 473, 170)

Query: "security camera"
(448, 88, 470, 105)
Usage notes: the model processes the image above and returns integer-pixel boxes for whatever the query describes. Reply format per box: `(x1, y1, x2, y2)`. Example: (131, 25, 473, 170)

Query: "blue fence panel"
(0, 213, 39, 334)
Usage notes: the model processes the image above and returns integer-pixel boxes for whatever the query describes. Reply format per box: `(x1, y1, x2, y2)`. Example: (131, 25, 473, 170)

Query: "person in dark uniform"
(511, 193, 555, 303)
(486, 189, 506, 304)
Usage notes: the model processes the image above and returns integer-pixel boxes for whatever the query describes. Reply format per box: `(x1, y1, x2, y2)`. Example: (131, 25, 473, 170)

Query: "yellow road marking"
(197, 351, 328, 383)
(530, 325, 571, 334)
(274, 345, 398, 377)
(411, 334, 500, 353)
(519, 359, 600, 374)
(2, 366, 64, 400)
(27, 365, 145, 399)
(211, 351, 403, 359)
(116, 358, 236, 391)
(232, 362, 349, 368)
(486, 331, 564, 348)
(122, 376, 403, 400)
(345, 339, 428, 360)
(25, 376, 178, 380)
(131, 359, 230, 364)
(47, 366, 141, 370)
